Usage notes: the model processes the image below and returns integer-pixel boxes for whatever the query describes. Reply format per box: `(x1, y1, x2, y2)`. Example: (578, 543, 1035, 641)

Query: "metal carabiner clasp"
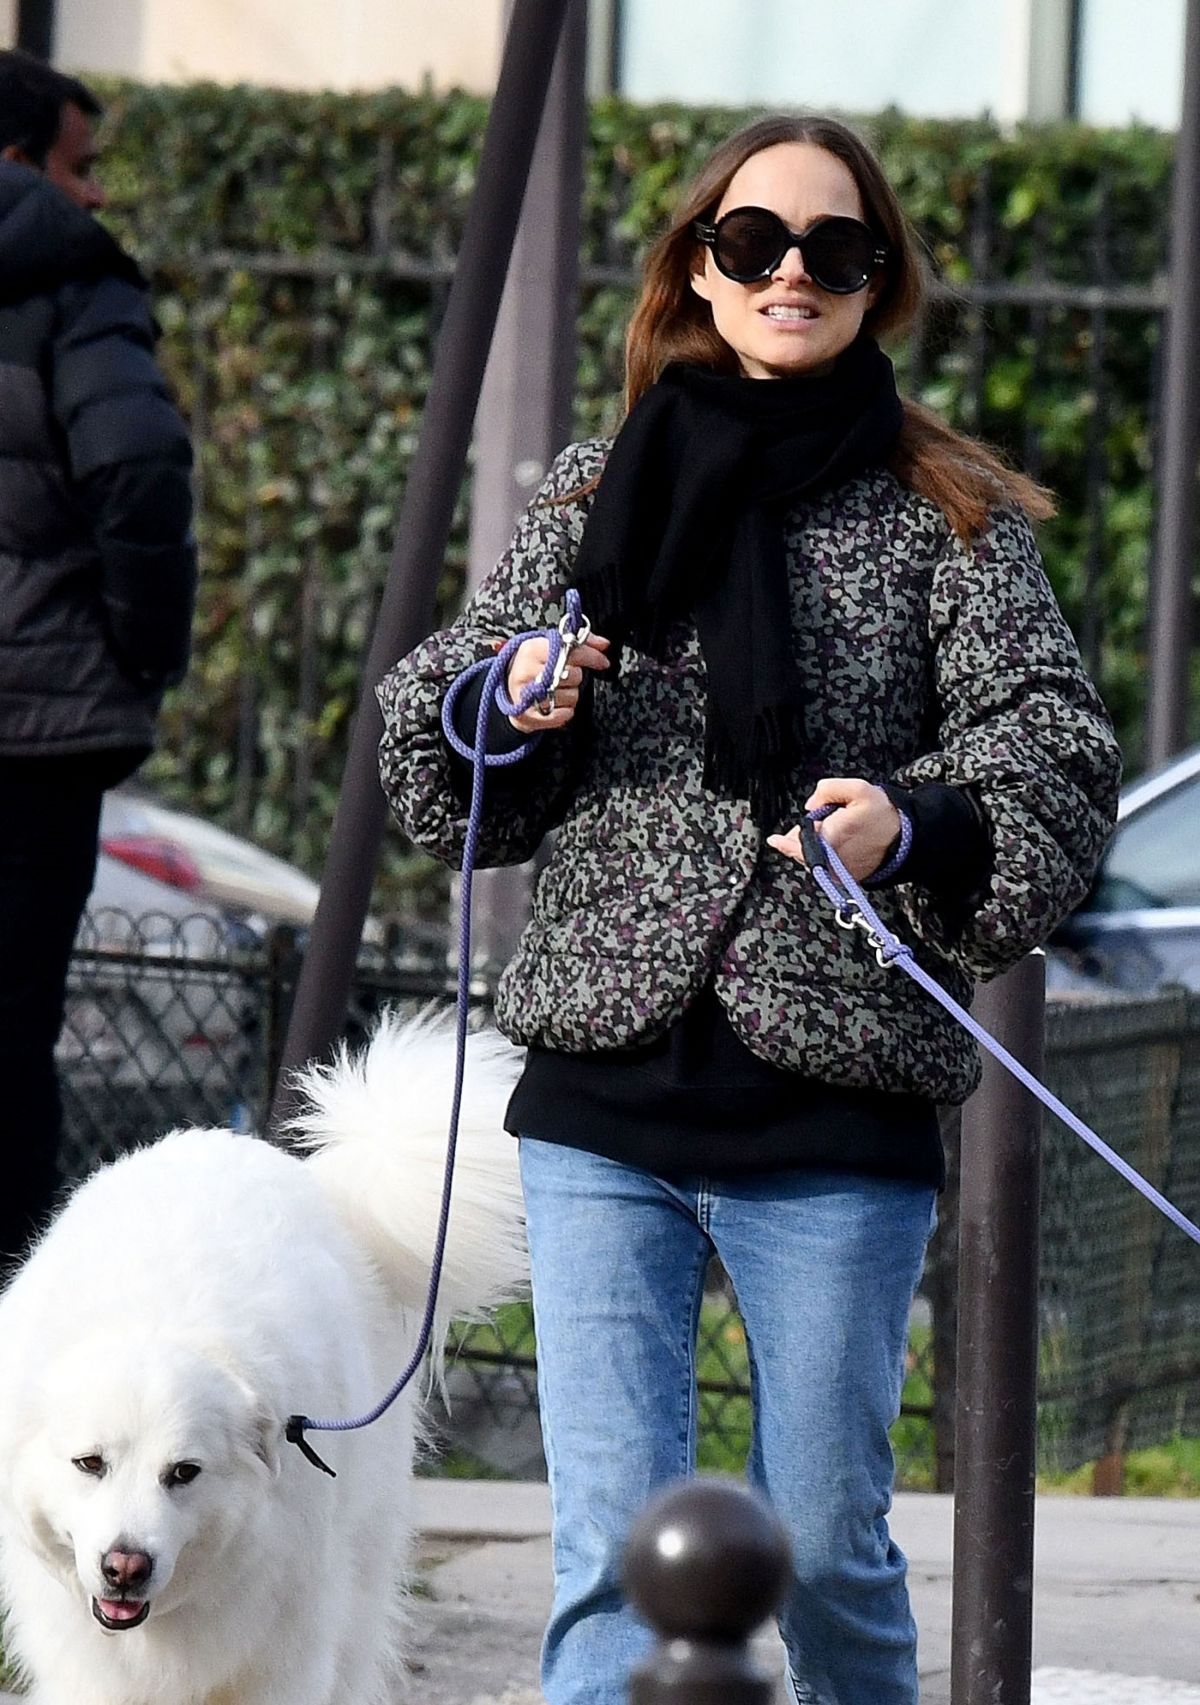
(835, 904, 875, 940)
(834, 903, 901, 967)
(548, 607, 592, 695)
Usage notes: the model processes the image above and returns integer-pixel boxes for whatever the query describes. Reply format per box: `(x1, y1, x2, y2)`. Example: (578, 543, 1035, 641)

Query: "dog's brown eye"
(71, 1455, 105, 1478)
(164, 1461, 202, 1488)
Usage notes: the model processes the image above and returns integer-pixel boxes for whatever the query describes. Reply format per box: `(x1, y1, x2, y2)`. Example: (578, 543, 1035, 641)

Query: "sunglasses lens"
(712, 209, 788, 280)
(708, 210, 880, 292)
(802, 218, 876, 292)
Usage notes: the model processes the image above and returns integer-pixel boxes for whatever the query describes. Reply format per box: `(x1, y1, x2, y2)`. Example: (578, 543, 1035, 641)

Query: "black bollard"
(622, 1478, 791, 1704)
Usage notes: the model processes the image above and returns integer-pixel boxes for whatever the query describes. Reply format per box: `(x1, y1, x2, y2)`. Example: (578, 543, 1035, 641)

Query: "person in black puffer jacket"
(0, 52, 197, 1269)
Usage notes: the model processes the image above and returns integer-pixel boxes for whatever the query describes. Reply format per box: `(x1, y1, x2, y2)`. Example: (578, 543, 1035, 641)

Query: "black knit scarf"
(570, 337, 904, 828)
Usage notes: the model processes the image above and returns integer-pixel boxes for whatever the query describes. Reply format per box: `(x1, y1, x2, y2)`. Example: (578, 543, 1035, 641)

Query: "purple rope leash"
(285, 593, 588, 1471)
(803, 805, 1200, 1250)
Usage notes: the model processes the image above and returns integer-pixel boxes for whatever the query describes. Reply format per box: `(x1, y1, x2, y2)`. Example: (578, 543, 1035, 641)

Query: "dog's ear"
(247, 1406, 282, 1479)
(215, 1361, 282, 1479)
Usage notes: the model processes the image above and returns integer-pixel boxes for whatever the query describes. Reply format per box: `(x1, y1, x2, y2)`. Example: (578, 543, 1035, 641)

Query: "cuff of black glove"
(447, 672, 529, 760)
(877, 781, 992, 899)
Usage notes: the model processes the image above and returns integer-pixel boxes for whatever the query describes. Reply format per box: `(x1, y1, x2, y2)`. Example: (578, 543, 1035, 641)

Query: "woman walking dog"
(378, 115, 1120, 1705)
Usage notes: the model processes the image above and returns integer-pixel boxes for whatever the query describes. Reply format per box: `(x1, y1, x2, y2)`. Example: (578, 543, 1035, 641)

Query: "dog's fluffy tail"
(286, 1008, 527, 1320)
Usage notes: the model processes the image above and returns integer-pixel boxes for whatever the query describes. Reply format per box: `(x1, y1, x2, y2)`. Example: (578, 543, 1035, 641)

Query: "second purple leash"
(285, 591, 590, 1468)
(803, 813, 1200, 1250)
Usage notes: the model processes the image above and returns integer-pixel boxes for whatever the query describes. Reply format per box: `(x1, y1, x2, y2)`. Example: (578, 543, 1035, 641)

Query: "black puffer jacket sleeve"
(377, 440, 603, 869)
(893, 507, 1121, 979)
(52, 275, 197, 688)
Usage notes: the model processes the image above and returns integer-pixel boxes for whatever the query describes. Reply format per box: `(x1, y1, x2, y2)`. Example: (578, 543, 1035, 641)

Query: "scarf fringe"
(703, 703, 806, 831)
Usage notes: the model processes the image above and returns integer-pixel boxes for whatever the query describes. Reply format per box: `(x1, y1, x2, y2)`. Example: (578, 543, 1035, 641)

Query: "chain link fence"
(58, 919, 1199, 1490)
(1038, 993, 1200, 1479)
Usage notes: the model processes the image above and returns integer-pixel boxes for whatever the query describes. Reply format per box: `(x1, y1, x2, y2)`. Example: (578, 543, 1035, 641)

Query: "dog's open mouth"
(92, 1596, 150, 1632)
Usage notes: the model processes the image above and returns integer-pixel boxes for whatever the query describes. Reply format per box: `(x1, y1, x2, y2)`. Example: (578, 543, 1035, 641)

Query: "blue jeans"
(519, 1137, 937, 1705)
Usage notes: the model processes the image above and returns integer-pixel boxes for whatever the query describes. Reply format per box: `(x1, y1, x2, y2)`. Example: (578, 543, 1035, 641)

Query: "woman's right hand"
(506, 632, 611, 733)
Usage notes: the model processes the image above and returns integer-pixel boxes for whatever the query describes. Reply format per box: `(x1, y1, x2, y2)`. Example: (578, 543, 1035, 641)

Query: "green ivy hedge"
(89, 82, 1188, 909)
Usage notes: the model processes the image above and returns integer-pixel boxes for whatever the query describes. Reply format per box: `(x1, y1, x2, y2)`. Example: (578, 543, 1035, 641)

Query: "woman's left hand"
(766, 777, 902, 883)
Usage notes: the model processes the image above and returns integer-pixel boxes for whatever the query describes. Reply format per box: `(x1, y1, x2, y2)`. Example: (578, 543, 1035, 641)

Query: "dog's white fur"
(0, 1010, 527, 1705)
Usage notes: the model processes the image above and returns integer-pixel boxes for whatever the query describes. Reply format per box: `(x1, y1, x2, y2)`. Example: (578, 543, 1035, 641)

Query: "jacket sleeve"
(52, 275, 197, 688)
(892, 507, 1121, 981)
(376, 440, 602, 870)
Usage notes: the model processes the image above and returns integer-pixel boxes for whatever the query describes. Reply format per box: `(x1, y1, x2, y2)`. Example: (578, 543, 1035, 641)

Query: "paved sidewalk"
(407, 1481, 1200, 1705)
(2, 1485, 1192, 1701)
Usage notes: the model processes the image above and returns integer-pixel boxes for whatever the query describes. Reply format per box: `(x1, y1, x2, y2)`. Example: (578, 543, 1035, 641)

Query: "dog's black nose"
(101, 1548, 153, 1590)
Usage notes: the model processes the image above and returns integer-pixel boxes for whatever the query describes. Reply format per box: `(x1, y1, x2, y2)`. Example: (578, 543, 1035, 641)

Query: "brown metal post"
(951, 952, 1044, 1705)
(622, 1478, 791, 1705)
(268, 0, 572, 1127)
(928, 1105, 962, 1491)
(461, 0, 587, 980)
(1146, 0, 1200, 767)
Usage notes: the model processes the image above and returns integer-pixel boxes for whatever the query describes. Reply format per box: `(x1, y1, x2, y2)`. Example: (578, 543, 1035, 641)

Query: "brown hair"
(585, 114, 1053, 541)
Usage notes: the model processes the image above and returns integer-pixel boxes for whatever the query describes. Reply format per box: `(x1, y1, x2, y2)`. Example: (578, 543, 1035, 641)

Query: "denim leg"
(709, 1170, 937, 1705)
(518, 1138, 711, 1705)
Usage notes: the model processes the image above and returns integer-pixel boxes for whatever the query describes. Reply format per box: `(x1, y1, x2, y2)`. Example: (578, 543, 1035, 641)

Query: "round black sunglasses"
(693, 207, 888, 294)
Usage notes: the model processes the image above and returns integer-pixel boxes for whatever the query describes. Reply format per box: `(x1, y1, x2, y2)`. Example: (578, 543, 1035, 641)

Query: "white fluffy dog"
(0, 1011, 527, 1705)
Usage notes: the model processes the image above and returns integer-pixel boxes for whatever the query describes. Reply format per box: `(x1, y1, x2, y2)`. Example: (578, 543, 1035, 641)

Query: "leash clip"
(548, 606, 592, 695)
(835, 903, 874, 941)
(285, 1415, 338, 1478)
(831, 899, 908, 970)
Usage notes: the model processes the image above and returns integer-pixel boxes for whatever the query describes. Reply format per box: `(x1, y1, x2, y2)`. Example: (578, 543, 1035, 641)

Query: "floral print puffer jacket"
(377, 439, 1120, 1105)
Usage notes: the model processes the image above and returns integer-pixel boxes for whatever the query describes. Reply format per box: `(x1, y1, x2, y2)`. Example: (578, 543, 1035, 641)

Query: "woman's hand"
(767, 777, 901, 883)
(505, 632, 611, 733)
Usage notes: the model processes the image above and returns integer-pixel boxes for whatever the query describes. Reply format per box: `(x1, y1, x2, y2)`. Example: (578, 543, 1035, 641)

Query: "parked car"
(96, 789, 323, 932)
(1048, 744, 1200, 995)
(58, 791, 332, 1168)
(59, 790, 438, 1171)
(60, 859, 255, 1171)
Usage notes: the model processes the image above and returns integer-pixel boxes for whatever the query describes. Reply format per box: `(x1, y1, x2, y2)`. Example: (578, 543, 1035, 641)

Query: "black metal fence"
(60, 917, 1200, 1491)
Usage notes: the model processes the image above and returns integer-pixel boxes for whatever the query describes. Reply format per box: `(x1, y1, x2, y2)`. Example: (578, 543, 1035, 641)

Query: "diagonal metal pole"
(1146, 0, 1200, 768)
(463, 0, 586, 981)
(269, 0, 572, 1127)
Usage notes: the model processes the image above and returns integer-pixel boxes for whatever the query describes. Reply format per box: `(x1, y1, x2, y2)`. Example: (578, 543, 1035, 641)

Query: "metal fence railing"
(59, 916, 1200, 1491)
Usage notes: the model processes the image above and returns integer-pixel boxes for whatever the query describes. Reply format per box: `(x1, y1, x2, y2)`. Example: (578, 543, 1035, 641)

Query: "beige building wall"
(54, 0, 505, 92)
(0, 2, 16, 49)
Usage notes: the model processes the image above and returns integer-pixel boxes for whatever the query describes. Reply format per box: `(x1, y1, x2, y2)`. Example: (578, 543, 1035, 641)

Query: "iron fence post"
(262, 923, 303, 1115)
(622, 1478, 791, 1705)
(928, 1105, 963, 1491)
(1146, 0, 1200, 767)
(268, 0, 573, 1128)
(951, 951, 1044, 1705)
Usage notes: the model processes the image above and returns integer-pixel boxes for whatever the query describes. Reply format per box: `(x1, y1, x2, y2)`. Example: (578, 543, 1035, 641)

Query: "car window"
(1091, 772, 1200, 910)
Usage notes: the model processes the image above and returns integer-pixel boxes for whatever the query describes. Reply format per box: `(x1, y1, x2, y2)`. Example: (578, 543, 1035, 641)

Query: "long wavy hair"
(610, 114, 1053, 540)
